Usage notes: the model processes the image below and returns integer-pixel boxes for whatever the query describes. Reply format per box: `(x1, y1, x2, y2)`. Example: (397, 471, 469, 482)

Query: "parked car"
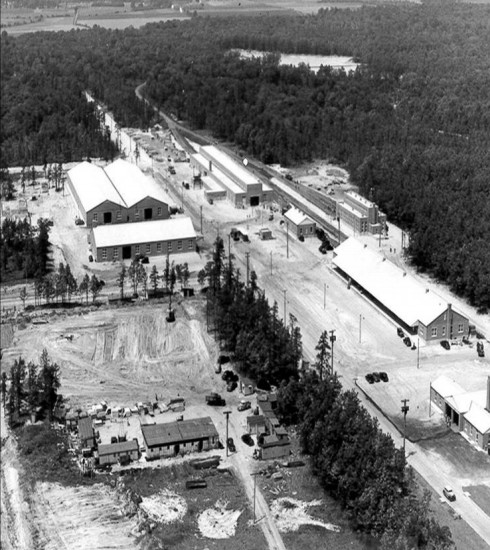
(440, 340, 450, 350)
(397, 327, 405, 338)
(226, 381, 238, 392)
(372, 372, 381, 383)
(241, 434, 254, 447)
(365, 373, 375, 384)
(218, 355, 230, 365)
(476, 341, 485, 357)
(238, 400, 251, 412)
(379, 372, 389, 383)
(227, 437, 236, 453)
(443, 486, 456, 502)
(403, 336, 412, 347)
(222, 370, 238, 383)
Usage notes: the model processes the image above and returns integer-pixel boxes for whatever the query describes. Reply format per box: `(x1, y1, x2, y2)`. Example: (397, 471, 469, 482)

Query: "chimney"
(486, 376, 490, 413)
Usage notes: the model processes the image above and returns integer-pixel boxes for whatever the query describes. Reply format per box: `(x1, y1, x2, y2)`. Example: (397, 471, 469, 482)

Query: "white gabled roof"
(104, 159, 170, 207)
(431, 375, 465, 399)
(333, 238, 452, 326)
(200, 145, 259, 186)
(284, 207, 314, 226)
(92, 217, 196, 248)
(68, 162, 126, 211)
(464, 402, 490, 434)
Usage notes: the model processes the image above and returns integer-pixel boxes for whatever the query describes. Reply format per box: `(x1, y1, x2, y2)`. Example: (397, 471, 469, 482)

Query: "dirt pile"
(271, 497, 341, 534)
(198, 499, 242, 539)
(139, 489, 187, 524)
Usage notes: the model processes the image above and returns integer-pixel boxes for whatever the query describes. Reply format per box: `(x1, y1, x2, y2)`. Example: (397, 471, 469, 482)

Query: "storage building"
(77, 416, 96, 450)
(141, 417, 219, 459)
(67, 160, 170, 227)
(90, 217, 196, 262)
(333, 238, 469, 342)
(283, 207, 316, 239)
(98, 439, 139, 465)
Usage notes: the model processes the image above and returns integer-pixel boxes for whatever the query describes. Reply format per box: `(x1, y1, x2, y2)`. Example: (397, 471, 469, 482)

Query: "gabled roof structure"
(284, 207, 314, 226)
(141, 417, 218, 448)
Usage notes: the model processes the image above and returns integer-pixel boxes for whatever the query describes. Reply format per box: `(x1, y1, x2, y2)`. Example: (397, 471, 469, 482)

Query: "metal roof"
(78, 416, 94, 441)
(92, 217, 196, 249)
(98, 440, 139, 456)
(200, 145, 259, 186)
(68, 162, 125, 212)
(141, 417, 218, 448)
(284, 207, 314, 226)
(333, 238, 453, 326)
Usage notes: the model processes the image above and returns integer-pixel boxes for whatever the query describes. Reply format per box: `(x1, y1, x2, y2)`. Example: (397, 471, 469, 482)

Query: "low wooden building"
(259, 434, 291, 460)
(247, 415, 267, 435)
(98, 440, 139, 465)
(78, 416, 96, 450)
(141, 417, 219, 460)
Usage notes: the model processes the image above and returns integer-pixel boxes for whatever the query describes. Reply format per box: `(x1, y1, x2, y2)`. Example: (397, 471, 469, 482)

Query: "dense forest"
(1, 4, 489, 308)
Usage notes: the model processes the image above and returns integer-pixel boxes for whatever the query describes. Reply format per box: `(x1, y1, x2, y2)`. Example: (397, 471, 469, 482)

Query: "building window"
(299, 227, 303, 234)
(431, 327, 437, 337)
(188, 240, 193, 250)
(157, 242, 162, 253)
(442, 326, 446, 336)
(168, 242, 173, 252)
(135, 245, 140, 254)
(102, 248, 107, 260)
(146, 243, 151, 254)
(135, 208, 139, 219)
(117, 211, 121, 220)
(310, 226, 313, 233)
(93, 213, 98, 223)
(157, 207, 162, 216)
(458, 324, 464, 333)
(177, 240, 183, 251)
(113, 248, 118, 260)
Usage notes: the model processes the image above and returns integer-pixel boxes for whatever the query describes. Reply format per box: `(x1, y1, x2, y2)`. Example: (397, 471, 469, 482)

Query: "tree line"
(1, 4, 489, 308)
(2, 349, 60, 427)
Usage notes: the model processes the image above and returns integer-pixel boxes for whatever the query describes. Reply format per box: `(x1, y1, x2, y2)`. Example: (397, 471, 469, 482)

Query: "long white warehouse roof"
(333, 238, 451, 326)
(68, 161, 126, 211)
(68, 160, 170, 212)
(200, 145, 259, 186)
(92, 217, 196, 248)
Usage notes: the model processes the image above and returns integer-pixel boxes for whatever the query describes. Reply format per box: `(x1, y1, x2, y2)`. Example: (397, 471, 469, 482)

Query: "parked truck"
(205, 393, 226, 406)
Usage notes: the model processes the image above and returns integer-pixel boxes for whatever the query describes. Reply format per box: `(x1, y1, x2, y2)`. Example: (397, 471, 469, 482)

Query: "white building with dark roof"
(67, 160, 170, 227)
(332, 238, 469, 342)
(90, 217, 196, 262)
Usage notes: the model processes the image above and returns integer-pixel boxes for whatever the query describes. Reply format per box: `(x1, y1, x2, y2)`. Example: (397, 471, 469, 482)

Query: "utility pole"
(329, 329, 336, 375)
(245, 252, 250, 287)
(283, 289, 287, 322)
(286, 222, 289, 259)
(223, 410, 231, 458)
(270, 251, 272, 276)
(401, 399, 410, 453)
(251, 472, 258, 523)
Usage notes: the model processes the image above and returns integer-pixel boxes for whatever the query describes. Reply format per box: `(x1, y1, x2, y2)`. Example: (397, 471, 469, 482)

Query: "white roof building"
(92, 217, 196, 248)
(333, 238, 454, 327)
(284, 207, 314, 226)
(464, 402, 490, 435)
(431, 375, 465, 399)
(200, 145, 259, 186)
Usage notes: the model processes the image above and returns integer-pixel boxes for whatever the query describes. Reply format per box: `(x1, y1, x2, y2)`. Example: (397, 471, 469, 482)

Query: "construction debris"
(198, 500, 242, 539)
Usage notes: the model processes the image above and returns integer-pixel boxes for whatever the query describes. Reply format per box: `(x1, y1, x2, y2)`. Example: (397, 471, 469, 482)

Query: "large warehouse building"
(90, 217, 196, 262)
(67, 159, 170, 227)
(190, 145, 273, 207)
(332, 238, 469, 342)
(431, 375, 490, 452)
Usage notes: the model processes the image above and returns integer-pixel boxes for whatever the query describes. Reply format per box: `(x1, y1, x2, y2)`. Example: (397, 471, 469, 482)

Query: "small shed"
(98, 439, 139, 465)
(247, 415, 267, 435)
(259, 227, 272, 240)
(259, 434, 291, 460)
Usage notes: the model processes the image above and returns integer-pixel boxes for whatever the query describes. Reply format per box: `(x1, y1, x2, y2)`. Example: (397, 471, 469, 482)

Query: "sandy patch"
(198, 499, 242, 539)
(271, 497, 341, 534)
(140, 489, 187, 523)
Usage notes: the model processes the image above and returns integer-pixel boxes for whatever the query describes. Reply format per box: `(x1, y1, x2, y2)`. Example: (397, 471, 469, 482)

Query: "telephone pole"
(401, 399, 410, 452)
(270, 251, 272, 276)
(329, 329, 336, 375)
(223, 410, 231, 457)
(286, 222, 289, 259)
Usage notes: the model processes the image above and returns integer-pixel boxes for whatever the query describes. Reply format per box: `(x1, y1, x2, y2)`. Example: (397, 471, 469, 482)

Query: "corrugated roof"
(92, 217, 196, 249)
(284, 207, 314, 226)
(68, 162, 125, 212)
(78, 416, 94, 441)
(464, 403, 490, 434)
(431, 375, 465, 399)
(333, 238, 452, 326)
(98, 440, 139, 456)
(200, 145, 259, 186)
(141, 417, 218, 448)
(104, 159, 170, 207)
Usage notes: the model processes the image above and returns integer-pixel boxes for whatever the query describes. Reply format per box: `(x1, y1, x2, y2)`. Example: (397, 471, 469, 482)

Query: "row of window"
(101, 239, 194, 260)
(93, 207, 163, 223)
(430, 324, 464, 337)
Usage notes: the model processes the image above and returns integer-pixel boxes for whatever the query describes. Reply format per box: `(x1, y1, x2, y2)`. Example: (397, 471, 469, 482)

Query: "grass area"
(121, 462, 267, 550)
(412, 470, 489, 550)
(463, 484, 490, 517)
(257, 448, 376, 550)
